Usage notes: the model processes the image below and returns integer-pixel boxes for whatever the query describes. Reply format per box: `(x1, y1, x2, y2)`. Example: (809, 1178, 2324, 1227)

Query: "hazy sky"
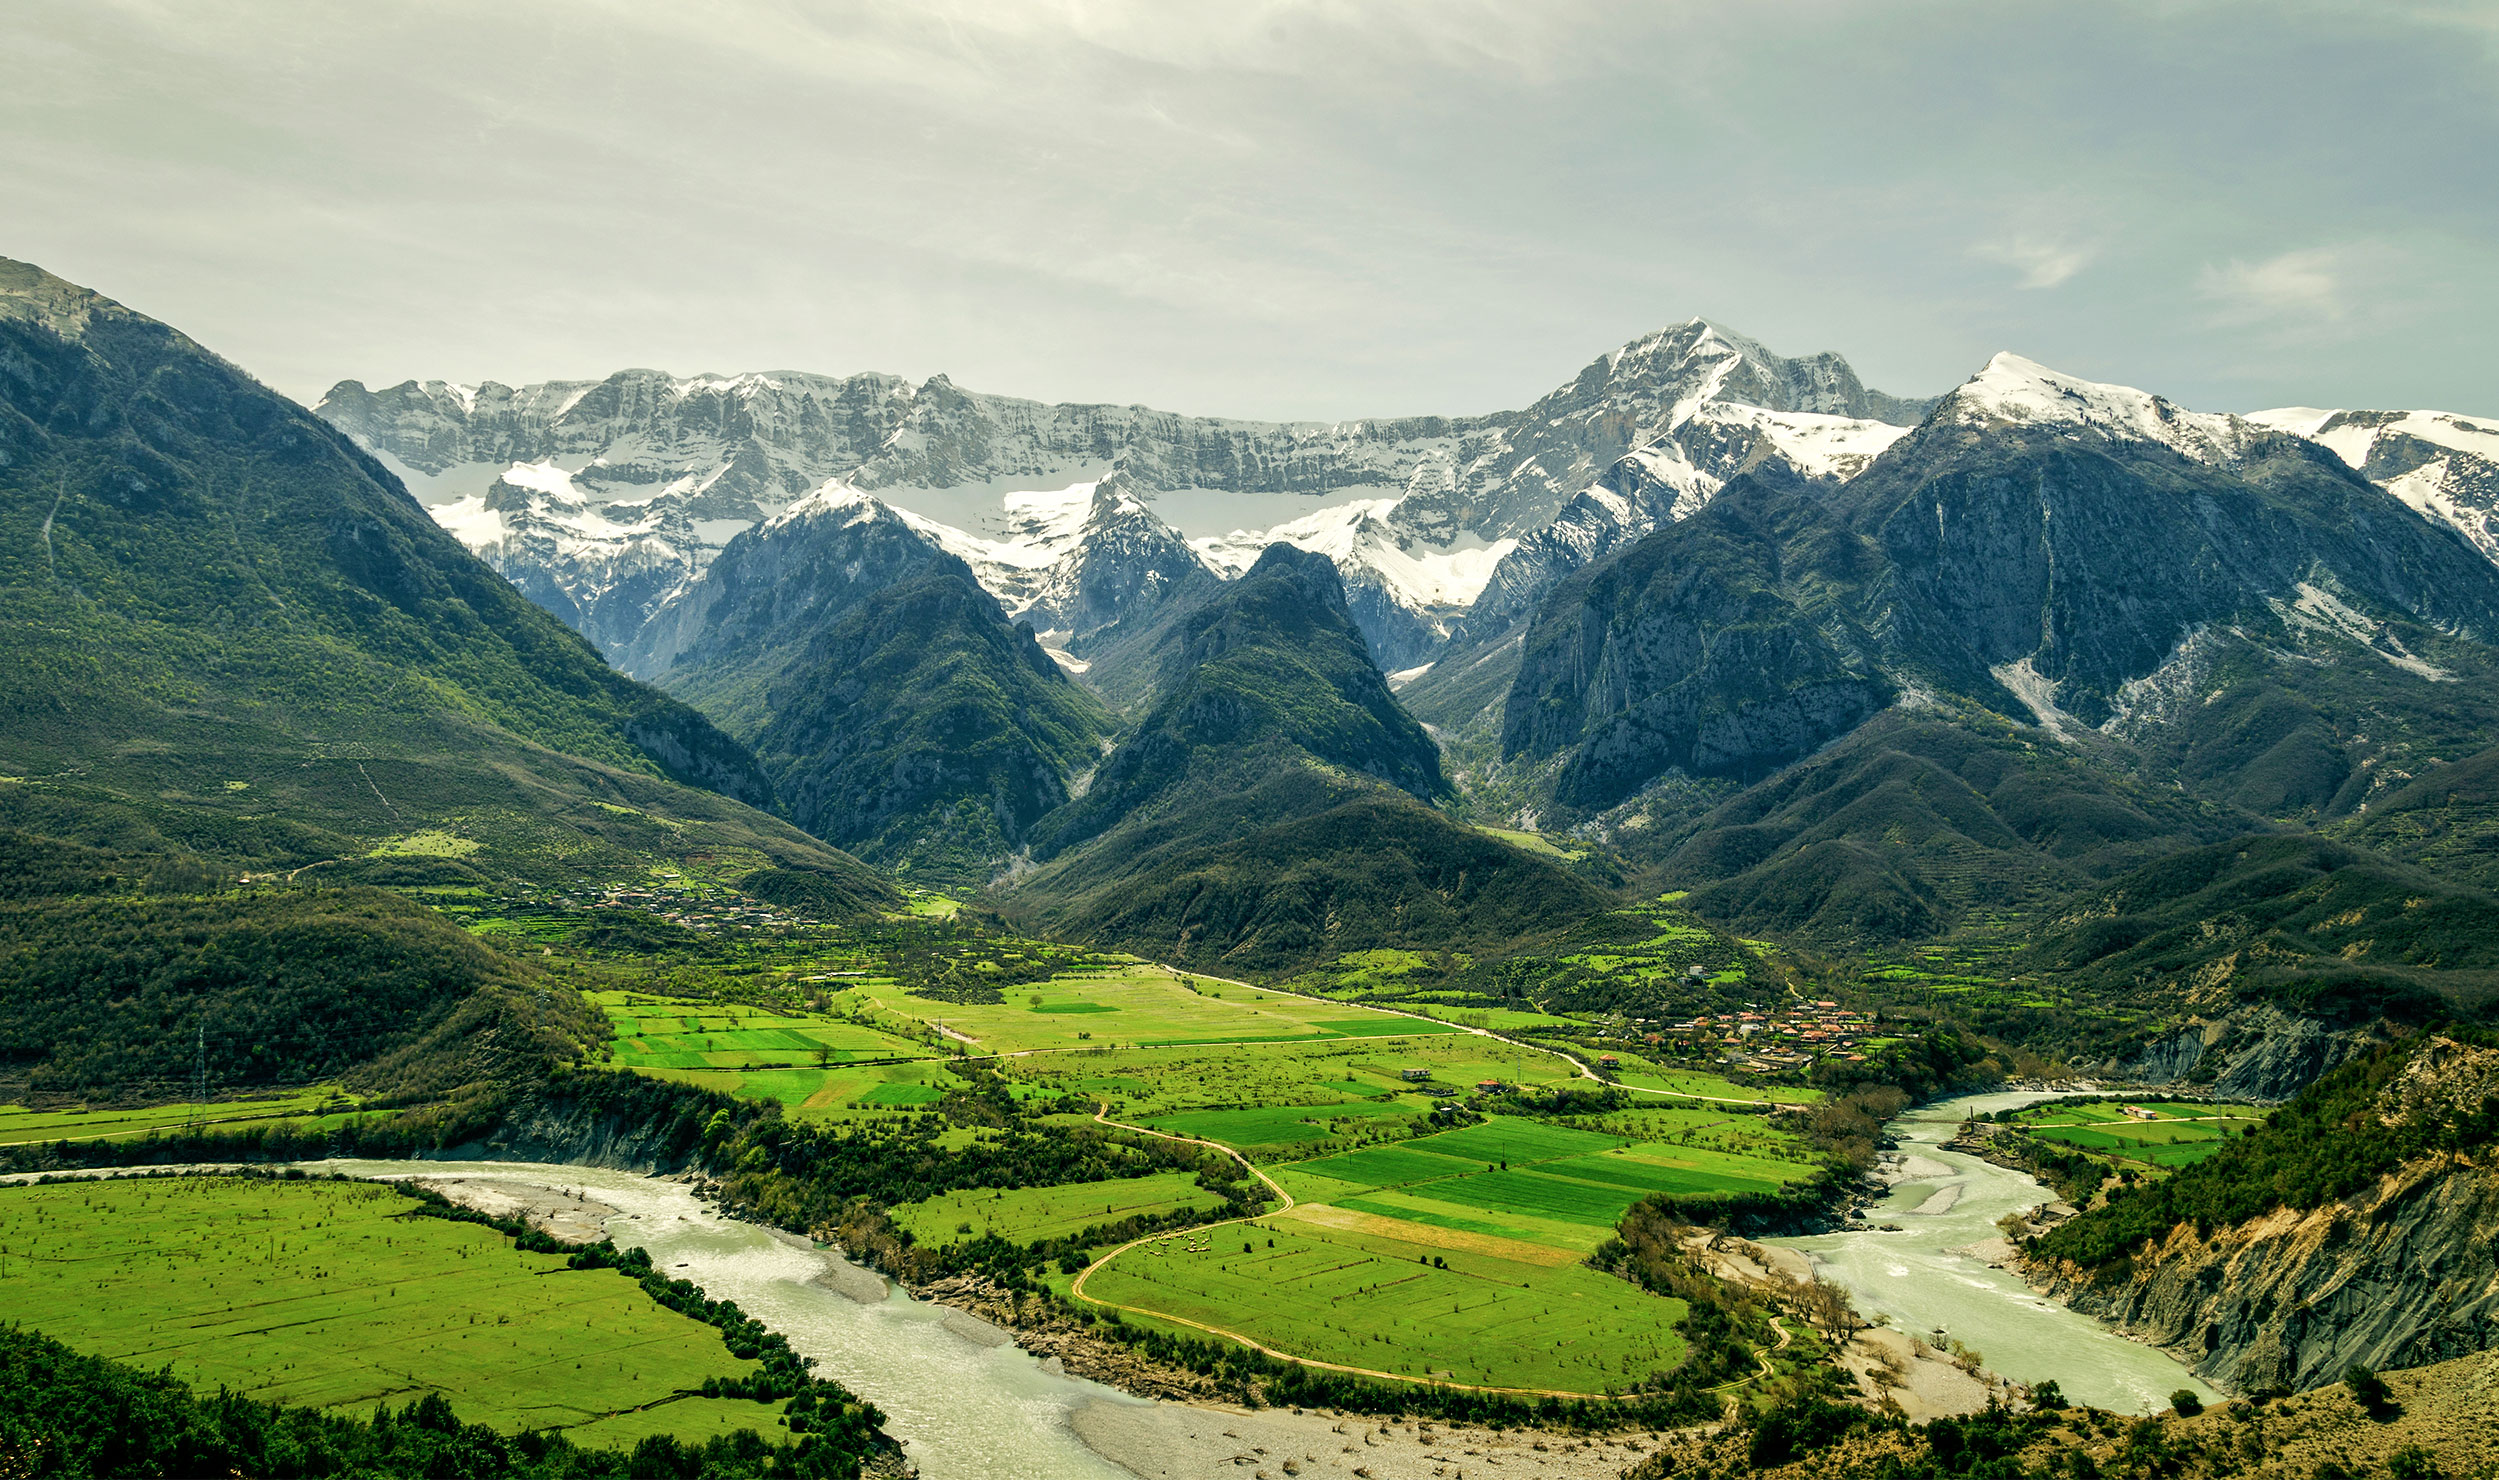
(7, 1, 2495, 420)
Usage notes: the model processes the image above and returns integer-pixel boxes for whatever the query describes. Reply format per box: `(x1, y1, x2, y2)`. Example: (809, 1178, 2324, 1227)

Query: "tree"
(2169, 1389, 2202, 1417)
(2345, 1362, 2396, 1418)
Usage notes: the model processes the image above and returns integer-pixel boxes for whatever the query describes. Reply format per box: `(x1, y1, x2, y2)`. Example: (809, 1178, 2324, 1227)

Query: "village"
(1631, 996, 1886, 1074)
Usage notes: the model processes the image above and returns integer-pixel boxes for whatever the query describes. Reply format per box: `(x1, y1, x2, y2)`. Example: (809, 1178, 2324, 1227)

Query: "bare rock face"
(2037, 1157, 2499, 1394)
(2033, 1041, 2499, 1393)
(2116, 1004, 2404, 1103)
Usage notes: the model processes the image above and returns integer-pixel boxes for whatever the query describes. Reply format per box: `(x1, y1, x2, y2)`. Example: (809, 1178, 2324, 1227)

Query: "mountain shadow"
(1006, 544, 1608, 972)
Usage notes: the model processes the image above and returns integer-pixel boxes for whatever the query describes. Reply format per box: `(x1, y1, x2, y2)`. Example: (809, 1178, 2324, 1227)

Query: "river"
(311, 1093, 2217, 1470)
(1763, 1091, 2222, 1415)
(318, 1159, 1140, 1480)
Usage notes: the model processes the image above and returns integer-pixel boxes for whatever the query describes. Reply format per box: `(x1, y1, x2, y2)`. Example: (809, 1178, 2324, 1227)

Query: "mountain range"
(16, 248, 2499, 1078)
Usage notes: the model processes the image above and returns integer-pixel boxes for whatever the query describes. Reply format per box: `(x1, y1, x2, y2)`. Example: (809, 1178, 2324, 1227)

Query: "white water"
(314, 1160, 1139, 1480)
(1764, 1092, 2222, 1415)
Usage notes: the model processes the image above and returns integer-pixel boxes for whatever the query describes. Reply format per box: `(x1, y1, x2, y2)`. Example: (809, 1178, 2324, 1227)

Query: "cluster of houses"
(542, 874, 805, 933)
(1636, 999, 1882, 1072)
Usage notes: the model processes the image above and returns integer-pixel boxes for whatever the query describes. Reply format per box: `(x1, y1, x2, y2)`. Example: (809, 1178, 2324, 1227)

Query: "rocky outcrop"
(2115, 1004, 2404, 1103)
(2032, 1039, 2499, 1394)
(2034, 1155, 2499, 1394)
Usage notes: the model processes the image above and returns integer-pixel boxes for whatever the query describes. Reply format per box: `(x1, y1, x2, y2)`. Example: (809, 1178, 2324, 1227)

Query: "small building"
(2122, 1105, 2159, 1121)
(1598, 1054, 1620, 1069)
(1475, 1078, 1504, 1093)
(1400, 1067, 1432, 1082)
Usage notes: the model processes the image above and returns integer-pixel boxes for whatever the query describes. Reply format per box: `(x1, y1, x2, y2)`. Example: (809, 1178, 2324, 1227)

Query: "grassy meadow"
(2016, 1100, 2265, 1170)
(1069, 1108, 1820, 1393)
(1078, 1210, 1690, 1393)
(0, 1086, 364, 1147)
(890, 1172, 1229, 1246)
(848, 965, 1462, 1055)
(0, 1176, 776, 1445)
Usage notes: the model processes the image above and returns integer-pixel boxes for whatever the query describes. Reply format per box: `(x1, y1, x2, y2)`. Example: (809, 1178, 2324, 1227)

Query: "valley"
(6, 245, 2499, 1480)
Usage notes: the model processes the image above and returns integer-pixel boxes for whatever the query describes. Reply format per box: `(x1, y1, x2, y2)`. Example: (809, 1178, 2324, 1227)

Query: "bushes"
(2035, 1030, 2499, 1269)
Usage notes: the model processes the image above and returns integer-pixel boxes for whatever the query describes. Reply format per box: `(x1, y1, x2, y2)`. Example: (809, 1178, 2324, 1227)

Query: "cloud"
(2198, 247, 2346, 323)
(1974, 235, 2097, 289)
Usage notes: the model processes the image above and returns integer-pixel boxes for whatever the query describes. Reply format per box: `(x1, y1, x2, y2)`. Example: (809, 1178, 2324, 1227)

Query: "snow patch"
(1948, 353, 2257, 465)
(1192, 498, 1517, 609)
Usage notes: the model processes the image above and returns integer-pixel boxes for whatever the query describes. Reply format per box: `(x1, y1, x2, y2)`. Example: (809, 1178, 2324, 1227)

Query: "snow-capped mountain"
(1192, 501, 1516, 669)
(1942, 352, 2267, 465)
(427, 460, 706, 654)
(1451, 327, 1920, 645)
(888, 467, 1220, 651)
(2247, 406, 2499, 568)
(314, 319, 1929, 676)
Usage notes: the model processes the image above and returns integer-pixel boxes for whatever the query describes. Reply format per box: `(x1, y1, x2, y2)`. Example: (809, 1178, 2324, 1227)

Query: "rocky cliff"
(2030, 1037, 2499, 1393)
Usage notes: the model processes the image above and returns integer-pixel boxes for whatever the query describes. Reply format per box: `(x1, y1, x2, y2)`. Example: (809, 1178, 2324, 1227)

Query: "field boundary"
(1071, 1103, 1651, 1400)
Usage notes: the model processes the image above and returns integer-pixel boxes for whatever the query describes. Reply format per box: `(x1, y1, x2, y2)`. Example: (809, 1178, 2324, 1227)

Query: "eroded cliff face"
(2114, 1004, 2402, 1103)
(2032, 1039, 2499, 1393)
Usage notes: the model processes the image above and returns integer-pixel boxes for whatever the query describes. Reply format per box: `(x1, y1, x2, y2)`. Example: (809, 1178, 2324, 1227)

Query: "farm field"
(1008, 1035, 1595, 1125)
(851, 966, 1460, 1056)
(0, 1086, 360, 1147)
(1078, 1211, 1688, 1393)
(628, 1057, 967, 1118)
(1270, 1115, 1816, 1254)
(0, 1175, 775, 1442)
(892, 1172, 1229, 1247)
(1140, 1101, 1424, 1154)
(1604, 1059, 1823, 1106)
(594, 989, 932, 1071)
(2016, 1100, 2263, 1169)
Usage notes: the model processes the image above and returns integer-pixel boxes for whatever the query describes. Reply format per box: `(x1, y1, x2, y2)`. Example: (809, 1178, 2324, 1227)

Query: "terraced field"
(0, 1175, 779, 1447)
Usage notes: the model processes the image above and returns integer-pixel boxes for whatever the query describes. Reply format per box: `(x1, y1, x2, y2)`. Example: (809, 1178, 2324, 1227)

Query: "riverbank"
(1762, 1091, 2221, 1416)
(399, 1161, 1676, 1480)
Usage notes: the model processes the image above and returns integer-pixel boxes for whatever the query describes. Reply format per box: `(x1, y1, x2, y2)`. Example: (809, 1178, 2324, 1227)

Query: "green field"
(1009, 1036, 1598, 1126)
(1605, 1060, 1823, 1105)
(852, 967, 1460, 1055)
(892, 1172, 1229, 1246)
(0, 1176, 776, 1445)
(1141, 1101, 1423, 1153)
(1269, 1115, 1810, 1250)
(2017, 1101, 2263, 1169)
(630, 1057, 966, 1117)
(0, 1086, 364, 1147)
(594, 989, 932, 1071)
(1080, 1212, 1688, 1393)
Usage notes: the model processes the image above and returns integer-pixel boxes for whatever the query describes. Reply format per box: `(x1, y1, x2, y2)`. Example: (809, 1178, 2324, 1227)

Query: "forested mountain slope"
(1006, 545, 1607, 969)
(0, 256, 884, 897)
(631, 485, 1114, 884)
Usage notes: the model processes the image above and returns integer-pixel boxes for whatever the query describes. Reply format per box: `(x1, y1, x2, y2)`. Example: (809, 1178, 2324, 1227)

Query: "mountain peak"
(1945, 352, 2254, 465)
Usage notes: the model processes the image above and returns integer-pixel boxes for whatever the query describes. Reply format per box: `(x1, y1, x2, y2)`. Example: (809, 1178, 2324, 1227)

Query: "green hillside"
(0, 256, 889, 899)
(2022, 834, 2499, 1027)
(690, 569, 1112, 886)
(1011, 545, 1607, 972)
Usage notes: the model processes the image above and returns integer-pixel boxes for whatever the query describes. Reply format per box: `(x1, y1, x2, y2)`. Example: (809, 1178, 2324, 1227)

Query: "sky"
(6, 0, 2495, 421)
